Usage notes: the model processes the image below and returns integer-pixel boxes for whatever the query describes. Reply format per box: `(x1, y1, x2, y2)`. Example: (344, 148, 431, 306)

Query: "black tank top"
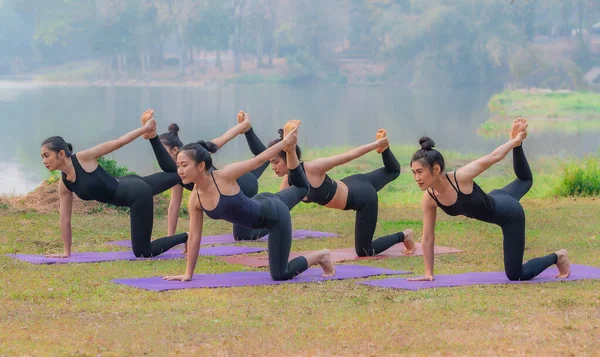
(287, 162, 337, 205)
(61, 154, 119, 203)
(199, 172, 261, 228)
(427, 172, 496, 223)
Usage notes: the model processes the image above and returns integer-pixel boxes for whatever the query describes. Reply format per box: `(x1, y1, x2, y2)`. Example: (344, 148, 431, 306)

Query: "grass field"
(478, 90, 600, 138)
(1, 146, 599, 356)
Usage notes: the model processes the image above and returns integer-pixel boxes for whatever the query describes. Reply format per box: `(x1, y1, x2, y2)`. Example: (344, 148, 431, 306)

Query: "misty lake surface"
(0, 82, 597, 195)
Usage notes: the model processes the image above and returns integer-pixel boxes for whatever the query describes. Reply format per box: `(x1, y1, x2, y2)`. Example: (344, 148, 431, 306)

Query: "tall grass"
(555, 154, 600, 197)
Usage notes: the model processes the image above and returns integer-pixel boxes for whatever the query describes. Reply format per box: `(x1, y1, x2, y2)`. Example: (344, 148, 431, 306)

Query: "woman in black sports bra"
(238, 117, 415, 257)
(40, 110, 188, 258)
(408, 117, 570, 282)
(162, 120, 335, 282)
(145, 112, 269, 242)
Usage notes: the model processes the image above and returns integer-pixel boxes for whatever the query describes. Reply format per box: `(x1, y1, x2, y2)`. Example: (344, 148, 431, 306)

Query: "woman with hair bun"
(239, 116, 416, 257)
(408, 117, 570, 282)
(40, 110, 188, 258)
(145, 112, 269, 241)
(163, 120, 335, 282)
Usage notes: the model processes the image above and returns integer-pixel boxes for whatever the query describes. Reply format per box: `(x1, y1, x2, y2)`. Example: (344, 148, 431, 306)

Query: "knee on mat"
(355, 248, 374, 257)
(132, 249, 153, 259)
(505, 272, 521, 281)
(233, 235, 254, 241)
(270, 271, 290, 281)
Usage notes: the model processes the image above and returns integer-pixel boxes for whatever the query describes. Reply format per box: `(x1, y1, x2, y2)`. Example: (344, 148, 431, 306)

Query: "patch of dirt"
(0, 181, 171, 215)
(1, 181, 104, 214)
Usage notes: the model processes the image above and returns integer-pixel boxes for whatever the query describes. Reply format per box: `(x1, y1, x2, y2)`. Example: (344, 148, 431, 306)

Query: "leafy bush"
(555, 155, 600, 196)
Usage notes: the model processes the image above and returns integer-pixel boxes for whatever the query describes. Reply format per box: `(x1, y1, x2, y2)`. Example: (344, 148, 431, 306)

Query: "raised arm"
(304, 138, 386, 174)
(163, 191, 204, 281)
(220, 125, 299, 181)
(408, 193, 437, 281)
(456, 136, 523, 183)
(47, 180, 74, 258)
(209, 112, 252, 149)
(457, 120, 528, 183)
(77, 112, 156, 163)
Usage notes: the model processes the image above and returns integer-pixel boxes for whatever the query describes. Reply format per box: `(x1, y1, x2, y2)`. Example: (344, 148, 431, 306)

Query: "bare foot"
(141, 109, 156, 139)
(401, 229, 416, 255)
(283, 119, 301, 137)
(555, 249, 571, 278)
(237, 111, 252, 133)
(509, 117, 527, 144)
(318, 249, 336, 277)
(282, 120, 300, 152)
(376, 129, 388, 153)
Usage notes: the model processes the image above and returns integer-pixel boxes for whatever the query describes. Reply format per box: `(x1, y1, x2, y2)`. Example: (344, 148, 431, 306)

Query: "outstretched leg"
(139, 172, 181, 196)
(244, 128, 270, 179)
(362, 148, 401, 193)
(149, 136, 178, 173)
(499, 145, 533, 201)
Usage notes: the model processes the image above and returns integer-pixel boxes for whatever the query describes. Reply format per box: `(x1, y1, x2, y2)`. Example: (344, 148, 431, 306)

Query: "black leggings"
(488, 145, 557, 281)
(342, 148, 403, 256)
(150, 136, 259, 196)
(248, 165, 309, 280)
(111, 173, 188, 257)
(233, 162, 309, 240)
(232, 128, 287, 240)
(244, 128, 270, 180)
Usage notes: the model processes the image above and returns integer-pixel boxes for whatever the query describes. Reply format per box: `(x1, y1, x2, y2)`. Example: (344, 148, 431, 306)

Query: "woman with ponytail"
(162, 120, 335, 282)
(145, 112, 269, 241)
(238, 115, 415, 257)
(40, 110, 188, 258)
(408, 117, 570, 281)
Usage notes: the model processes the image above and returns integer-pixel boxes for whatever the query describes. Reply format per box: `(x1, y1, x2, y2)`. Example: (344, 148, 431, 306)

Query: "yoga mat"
(107, 230, 339, 248)
(112, 265, 410, 291)
(6, 246, 265, 265)
(359, 264, 600, 291)
(219, 243, 462, 268)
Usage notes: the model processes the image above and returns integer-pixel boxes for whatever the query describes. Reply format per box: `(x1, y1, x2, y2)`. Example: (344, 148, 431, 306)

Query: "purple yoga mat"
(112, 265, 410, 291)
(6, 246, 265, 265)
(107, 229, 339, 248)
(360, 264, 600, 291)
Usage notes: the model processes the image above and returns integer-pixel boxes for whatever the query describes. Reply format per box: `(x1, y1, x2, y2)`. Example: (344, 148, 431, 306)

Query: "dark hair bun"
(168, 123, 180, 135)
(196, 140, 218, 153)
(67, 143, 73, 152)
(419, 136, 435, 150)
(277, 128, 284, 140)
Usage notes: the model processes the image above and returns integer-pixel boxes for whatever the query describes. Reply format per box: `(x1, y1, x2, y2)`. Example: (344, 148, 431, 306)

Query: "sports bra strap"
(445, 173, 460, 194)
(210, 171, 222, 195)
(427, 188, 441, 206)
(452, 171, 462, 192)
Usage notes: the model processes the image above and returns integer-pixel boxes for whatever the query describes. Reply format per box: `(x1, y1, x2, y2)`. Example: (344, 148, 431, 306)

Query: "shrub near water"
(555, 155, 600, 197)
(45, 156, 135, 185)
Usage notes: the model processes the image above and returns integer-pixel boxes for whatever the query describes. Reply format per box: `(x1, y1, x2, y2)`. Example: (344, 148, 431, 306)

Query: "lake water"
(0, 81, 597, 195)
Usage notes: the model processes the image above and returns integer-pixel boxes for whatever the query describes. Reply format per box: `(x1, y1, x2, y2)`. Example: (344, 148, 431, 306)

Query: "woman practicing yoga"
(163, 120, 335, 282)
(408, 117, 570, 281)
(40, 110, 188, 258)
(145, 111, 270, 240)
(240, 117, 415, 257)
